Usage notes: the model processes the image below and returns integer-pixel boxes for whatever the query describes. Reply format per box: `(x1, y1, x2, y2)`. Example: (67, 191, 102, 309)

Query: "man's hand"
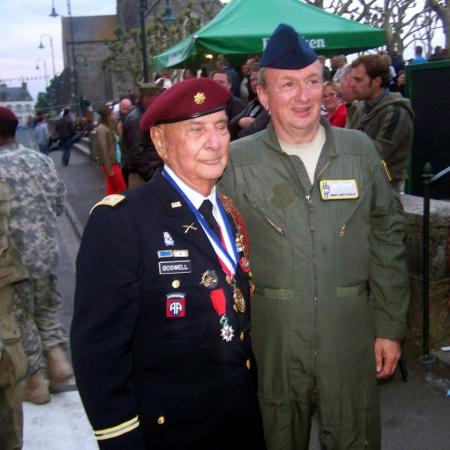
(238, 117, 256, 129)
(374, 338, 401, 379)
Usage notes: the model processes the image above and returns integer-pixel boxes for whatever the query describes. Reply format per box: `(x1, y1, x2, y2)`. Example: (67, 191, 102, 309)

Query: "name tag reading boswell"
(319, 179, 359, 200)
(159, 260, 192, 275)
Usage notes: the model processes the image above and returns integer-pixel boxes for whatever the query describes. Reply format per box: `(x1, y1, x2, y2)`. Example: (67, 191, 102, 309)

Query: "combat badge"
(163, 231, 175, 246)
(200, 270, 219, 289)
(166, 293, 186, 318)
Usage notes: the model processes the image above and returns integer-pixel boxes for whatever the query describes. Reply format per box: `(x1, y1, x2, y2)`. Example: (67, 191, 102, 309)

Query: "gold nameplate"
(319, 179, 359, 200)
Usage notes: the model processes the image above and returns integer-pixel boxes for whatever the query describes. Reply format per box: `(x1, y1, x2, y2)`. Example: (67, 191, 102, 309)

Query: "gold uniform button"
(157, 416, 165, 425)
(240, 331, 245, 342)
(172, 280, 180, 288)
(245, 359, 251, 370)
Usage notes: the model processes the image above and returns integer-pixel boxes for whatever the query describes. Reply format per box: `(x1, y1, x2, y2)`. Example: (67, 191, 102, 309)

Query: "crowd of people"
(0, 21, 444, 450)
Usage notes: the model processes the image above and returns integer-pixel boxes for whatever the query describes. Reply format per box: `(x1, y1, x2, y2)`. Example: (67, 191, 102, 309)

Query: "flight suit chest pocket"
(241, 193, 292, 290)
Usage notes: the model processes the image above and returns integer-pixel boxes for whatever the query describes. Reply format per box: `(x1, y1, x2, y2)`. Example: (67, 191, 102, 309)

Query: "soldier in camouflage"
(0, 177, 28, 450)
(0, 107, 73, 405)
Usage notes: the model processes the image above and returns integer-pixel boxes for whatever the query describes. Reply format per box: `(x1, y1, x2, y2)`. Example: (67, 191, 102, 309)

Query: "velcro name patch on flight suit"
(319, 180, 359, 200)
(90, 194, 126, 214)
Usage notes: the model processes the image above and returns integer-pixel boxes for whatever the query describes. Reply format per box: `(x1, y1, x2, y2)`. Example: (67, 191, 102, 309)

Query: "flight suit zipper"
(242, 193, 285, 235)
(310, 160, 331, 372)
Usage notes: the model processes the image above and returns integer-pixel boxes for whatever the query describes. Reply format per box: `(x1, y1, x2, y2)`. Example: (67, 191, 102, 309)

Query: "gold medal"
(233, 287, 246, 313)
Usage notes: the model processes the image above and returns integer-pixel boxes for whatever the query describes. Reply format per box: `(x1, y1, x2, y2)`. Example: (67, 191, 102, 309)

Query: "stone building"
(0, 83, 35, 125)
(61, 15, 118, 107)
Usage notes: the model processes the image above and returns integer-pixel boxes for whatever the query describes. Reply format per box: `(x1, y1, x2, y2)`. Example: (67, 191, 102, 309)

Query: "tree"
(428, 0, 449, 49)
(305, 0, 441, 55)
(35, 73, 68, 113)
(103, 0, 218, 87)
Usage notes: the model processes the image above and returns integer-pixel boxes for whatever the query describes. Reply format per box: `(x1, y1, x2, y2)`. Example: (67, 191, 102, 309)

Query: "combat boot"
(46, 345, 73, 389)
(23, 370, 50, 404)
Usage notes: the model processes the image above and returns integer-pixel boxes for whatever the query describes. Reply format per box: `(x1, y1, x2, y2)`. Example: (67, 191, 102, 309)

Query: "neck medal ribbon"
(162, 168, 239, 341)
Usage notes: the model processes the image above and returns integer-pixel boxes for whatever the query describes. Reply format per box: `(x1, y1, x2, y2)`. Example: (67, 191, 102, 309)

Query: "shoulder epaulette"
(90, 194, 126, 214)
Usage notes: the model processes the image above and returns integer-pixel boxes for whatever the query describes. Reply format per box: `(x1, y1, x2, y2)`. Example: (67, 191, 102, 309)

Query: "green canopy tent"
(154, 0, 385, 69)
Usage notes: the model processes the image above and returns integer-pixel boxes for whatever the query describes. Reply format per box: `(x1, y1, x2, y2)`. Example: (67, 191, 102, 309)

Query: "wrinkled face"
(350, 64, 380, 102)
(151, 110, 229, 196)
(257, 61, 323, 144)
(212, 73, 231, 92)
(322, 85, 341, 113)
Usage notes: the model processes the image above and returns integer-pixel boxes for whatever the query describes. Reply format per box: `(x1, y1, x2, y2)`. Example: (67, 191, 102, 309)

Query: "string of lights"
(0, 75, 50, 83)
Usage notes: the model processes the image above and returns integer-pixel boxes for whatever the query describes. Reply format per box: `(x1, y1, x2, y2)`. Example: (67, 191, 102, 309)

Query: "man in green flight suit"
(219, 24, 409, 450)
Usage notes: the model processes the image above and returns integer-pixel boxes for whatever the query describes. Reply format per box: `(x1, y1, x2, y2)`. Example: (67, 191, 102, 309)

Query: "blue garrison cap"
(260, 23, 318, 69)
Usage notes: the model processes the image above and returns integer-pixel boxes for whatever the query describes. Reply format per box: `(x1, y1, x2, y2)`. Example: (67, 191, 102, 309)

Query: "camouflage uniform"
(0, 143, 67, 376)
(0, 178, 28, 450)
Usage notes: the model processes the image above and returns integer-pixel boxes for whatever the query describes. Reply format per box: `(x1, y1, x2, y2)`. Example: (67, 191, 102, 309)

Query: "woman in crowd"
(95, 106, 127, 195)
(322, 81, 347, 128)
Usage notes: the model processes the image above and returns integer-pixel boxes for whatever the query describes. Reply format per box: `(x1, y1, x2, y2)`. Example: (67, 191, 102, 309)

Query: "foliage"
(35, 73, 65, 113)
(103, 0, 217, 86)
(305, 0, 445, 55)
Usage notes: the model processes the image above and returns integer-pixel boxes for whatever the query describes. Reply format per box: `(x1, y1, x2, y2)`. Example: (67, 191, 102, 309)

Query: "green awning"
(155, 0, 385, 69)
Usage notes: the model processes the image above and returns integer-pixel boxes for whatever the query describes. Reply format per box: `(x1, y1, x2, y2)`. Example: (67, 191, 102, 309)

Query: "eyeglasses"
(323, 92, 339, 99)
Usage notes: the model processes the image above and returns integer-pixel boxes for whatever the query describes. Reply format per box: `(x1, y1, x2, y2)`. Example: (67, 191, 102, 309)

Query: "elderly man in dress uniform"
(71, 78, 266, 450)
(220, 24, 409, 450)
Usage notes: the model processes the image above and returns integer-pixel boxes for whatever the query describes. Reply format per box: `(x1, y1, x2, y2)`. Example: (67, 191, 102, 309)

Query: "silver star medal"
(163, 232, 174, 246)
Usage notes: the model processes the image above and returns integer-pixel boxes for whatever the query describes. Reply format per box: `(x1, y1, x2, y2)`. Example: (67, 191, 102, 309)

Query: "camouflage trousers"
(0, 383, 23, 450)
(13, 275, 68, 376)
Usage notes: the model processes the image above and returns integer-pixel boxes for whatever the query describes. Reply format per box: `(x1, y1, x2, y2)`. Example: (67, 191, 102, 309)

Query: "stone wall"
(401, 194, 450, 359)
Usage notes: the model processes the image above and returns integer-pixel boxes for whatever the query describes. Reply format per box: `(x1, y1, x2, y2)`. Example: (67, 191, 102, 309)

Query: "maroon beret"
(140, 78, 230, 131)
(0, 107, 18, 123)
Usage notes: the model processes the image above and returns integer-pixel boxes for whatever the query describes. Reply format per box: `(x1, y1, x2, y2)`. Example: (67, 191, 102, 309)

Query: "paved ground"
(16, 129, 450, 449)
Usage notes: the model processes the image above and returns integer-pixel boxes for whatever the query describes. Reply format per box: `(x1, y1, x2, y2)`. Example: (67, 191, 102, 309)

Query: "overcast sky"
(1, 0, 116, 100)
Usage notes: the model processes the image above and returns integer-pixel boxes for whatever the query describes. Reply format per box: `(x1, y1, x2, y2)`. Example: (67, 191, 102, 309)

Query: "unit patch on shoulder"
(90, 194, 126, 214)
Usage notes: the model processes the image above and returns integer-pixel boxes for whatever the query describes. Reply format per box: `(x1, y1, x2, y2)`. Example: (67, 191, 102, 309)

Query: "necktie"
(199, 200, 220, 238)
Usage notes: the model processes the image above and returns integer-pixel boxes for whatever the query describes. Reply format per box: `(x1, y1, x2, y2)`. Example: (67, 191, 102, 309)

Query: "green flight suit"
(219, 119, 409, 450)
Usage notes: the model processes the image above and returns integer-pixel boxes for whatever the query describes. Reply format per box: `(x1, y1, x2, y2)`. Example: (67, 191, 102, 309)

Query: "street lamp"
(49, 0, 79, 112)
(139, 0, 176, 82)
(38, 34, 56, 78)
(36, 58, 49, 89)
